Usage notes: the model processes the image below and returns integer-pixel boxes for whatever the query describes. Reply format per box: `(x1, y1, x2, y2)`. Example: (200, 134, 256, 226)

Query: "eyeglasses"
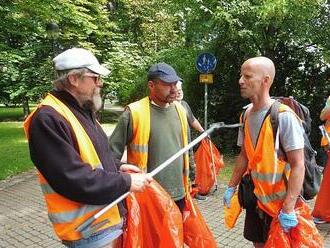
(83, 73, 102, 85)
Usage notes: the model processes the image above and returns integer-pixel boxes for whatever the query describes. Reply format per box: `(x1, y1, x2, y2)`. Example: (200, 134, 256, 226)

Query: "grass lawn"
(219, 154, 236, 184)
(0, 121, 118, 181)
(0, 106, 25, 121)
(0, 122, 33, 180)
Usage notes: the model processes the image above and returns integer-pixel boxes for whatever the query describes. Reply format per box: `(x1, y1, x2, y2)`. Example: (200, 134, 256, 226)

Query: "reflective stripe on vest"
(127, 97, 190, 192)
(39, 181, 106, 223)
(129, 143, 148, 153)
(244, 104, 293, 217)
(23, 93, 121, 241)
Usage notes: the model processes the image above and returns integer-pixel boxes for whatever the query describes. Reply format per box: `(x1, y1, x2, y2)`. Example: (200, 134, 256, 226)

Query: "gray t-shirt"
(147, 104, 185, 200)
(237, 105, 304, 158)
(180, 100, 196, 126)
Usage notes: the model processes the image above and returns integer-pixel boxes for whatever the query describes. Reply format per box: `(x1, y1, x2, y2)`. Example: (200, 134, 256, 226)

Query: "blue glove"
(223, 186, 236, 208)
(278, 210, 298, 232)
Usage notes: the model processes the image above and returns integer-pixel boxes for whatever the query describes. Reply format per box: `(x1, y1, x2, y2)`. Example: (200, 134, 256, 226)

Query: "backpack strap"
(270, 100, 291, 189)
(270, 100, 288, 155)
(269, 100, 281, 141)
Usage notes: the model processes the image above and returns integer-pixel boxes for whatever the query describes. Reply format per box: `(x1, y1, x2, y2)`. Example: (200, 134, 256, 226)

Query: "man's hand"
(278, 210, 298, 232)
(130, 173, 153, 192)
(120, 163, 141, 173)
(223, 186, 236, 208)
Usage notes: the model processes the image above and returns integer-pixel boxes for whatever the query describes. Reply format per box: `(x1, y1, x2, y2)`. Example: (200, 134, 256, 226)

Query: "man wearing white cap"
(24, 48, 152, 248)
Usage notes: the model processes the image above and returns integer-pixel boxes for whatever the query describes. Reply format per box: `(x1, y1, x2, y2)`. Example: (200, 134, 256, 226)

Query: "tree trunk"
(22, 97, 30, 119)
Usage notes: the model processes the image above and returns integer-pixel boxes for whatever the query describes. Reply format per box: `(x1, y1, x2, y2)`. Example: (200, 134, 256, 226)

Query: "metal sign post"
(196, 53, 217, 129)
(204, 84, 208, 130)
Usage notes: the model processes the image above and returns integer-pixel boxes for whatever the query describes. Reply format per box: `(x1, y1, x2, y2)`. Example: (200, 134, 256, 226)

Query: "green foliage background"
(1, 0, 330, 151)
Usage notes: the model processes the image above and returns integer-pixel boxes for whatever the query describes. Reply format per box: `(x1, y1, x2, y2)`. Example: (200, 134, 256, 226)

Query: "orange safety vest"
(321, 123, 330, 146)
(23, 93, 121, 241)
(244, 104, 293, 217)
(127, 97, 190, 192)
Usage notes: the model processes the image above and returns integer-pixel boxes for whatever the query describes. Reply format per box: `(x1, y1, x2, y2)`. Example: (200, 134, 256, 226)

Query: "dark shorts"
(244, 207, 273, 243)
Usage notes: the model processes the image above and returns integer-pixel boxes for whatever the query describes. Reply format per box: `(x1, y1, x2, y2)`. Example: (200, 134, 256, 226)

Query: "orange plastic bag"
(265, 198, 323, 248)
(123, 180, 183, 248)
(224, 192, 242, 229)
(194, 138, 224, 195)
(183, 195, 217, 248)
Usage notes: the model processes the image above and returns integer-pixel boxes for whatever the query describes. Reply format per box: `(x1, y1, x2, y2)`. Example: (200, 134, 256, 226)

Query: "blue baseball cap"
(147, 62, 182, 83)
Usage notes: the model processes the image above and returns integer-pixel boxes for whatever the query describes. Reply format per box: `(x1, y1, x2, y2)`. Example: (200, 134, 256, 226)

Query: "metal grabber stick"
(76, 122, 242, 238)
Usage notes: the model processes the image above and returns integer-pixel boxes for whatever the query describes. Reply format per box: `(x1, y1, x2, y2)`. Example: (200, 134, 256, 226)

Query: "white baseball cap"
(53, 48, 110, 76)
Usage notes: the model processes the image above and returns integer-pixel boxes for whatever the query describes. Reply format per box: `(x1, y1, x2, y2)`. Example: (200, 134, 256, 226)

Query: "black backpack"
(270, 97, 322, 200)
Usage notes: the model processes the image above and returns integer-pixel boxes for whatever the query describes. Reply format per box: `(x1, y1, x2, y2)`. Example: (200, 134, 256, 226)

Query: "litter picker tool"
(76, 122, 242, 238)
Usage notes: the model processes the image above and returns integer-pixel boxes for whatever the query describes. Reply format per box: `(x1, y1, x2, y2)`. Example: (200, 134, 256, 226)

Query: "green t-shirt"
(109, 102, 185, 201)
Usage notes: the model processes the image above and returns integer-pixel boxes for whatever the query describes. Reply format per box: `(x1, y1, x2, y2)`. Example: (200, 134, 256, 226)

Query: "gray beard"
(92, 90, 102, 111)
(81, 89, 102, 112)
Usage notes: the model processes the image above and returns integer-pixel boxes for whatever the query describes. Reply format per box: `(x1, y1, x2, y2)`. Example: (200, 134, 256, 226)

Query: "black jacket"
(28, 90, 130, 215)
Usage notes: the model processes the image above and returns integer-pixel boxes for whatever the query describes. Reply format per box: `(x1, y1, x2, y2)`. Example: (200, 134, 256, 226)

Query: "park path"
(1, 168, 330, 247)
(0, 106, 329, 247)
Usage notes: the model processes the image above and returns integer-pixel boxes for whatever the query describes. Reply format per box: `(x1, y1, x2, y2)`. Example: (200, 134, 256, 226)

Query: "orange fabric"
(126, 98, 215, 246)
(265, 198, 323, 248)
(123, 180, 183, 248)
(194, 138, 224, 194)
(312, 151, 330, 221)
(321, 123, 330, 146)
(24, 94, 120, 241)
(244, 106, 290, 217)
(183, 194, 217, 248)
(224, 192, 242, 229)
(320, 96, 330, 146)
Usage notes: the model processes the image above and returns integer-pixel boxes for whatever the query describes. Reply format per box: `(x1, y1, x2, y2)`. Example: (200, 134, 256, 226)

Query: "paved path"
(1, 118, 329, 247)
(0, 169, 329, 247)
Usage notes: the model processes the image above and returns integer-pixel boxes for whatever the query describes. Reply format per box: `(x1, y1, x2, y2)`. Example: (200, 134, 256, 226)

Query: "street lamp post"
(46, 22, 59, 56)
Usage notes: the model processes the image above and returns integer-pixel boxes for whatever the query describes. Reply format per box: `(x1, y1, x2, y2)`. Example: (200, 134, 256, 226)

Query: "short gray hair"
(53, 68, 90, 90)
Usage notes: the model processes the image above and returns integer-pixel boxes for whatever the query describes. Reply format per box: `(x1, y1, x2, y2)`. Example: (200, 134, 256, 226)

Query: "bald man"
(223, 57, 305, 247)
(176, 81, 206, 200)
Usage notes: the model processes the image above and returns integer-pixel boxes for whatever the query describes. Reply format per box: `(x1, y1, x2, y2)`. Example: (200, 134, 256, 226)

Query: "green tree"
(0, 0, 114, 115)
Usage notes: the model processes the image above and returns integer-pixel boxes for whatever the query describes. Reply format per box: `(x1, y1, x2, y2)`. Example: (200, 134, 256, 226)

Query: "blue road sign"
(196, 53, 217, 73)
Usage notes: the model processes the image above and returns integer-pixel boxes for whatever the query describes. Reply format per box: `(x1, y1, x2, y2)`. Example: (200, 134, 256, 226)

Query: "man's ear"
(148, 80, 155, 89)
(263, 75, 271, 87)
(67, 74, 79, 87)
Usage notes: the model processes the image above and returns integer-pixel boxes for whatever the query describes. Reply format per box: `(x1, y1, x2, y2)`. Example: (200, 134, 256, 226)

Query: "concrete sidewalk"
(0, 169, 329, 247)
